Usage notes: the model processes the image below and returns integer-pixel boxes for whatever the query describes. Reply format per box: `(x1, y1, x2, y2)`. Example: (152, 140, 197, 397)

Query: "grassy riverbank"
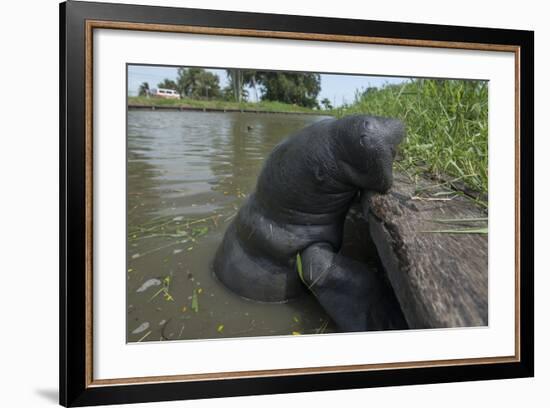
(128, 96, 323, 114)
(335, 79, 489, 197)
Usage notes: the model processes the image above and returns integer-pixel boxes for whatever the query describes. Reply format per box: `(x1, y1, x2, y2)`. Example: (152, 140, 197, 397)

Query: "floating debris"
(137, 331, 152, 342)
(217, 324, 224, 333)
(132, 322, 150, 334)
(149, 276, 175, 302)
(191, 289, 199, 313)
(316, 320, 329, 334)
(136, 278, 162, 293)
(192, 226, 209, 237)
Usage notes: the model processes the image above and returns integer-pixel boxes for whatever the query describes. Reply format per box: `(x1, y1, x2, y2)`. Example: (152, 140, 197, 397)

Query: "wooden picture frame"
(60, 1, 534, 406)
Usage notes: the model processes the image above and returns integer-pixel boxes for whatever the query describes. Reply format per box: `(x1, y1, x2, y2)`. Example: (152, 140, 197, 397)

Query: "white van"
(151, 88, 181, 99)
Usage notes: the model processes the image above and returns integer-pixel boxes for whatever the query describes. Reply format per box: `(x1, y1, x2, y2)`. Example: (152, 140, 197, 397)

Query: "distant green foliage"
(258, 72, 321, 109)
(176, 67, 221, 99)
(320, 98, 333, 110)
(157, 78, 178, 91)
(222, 70, 321, 107)
(336, 79, 488, 194)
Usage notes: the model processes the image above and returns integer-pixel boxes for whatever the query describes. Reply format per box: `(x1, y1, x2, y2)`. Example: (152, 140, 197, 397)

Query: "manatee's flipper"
(214, 221, 304, 302)
(301, 243, 407, 332)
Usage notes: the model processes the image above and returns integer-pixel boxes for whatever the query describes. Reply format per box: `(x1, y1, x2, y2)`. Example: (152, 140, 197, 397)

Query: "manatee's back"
(253, 119, 343, 220)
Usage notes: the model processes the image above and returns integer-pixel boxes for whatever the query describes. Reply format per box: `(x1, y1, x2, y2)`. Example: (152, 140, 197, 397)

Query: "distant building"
(151, 88, 181, 99)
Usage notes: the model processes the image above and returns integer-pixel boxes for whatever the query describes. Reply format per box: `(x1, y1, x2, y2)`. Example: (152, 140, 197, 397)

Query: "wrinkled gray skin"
(213, 114, 406, 331)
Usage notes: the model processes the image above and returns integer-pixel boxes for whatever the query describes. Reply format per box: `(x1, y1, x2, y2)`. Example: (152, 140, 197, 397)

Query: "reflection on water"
(127, 110, 343, 342)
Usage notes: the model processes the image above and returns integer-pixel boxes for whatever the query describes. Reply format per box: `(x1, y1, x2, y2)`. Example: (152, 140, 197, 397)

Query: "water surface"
(127, 110, 355, 342)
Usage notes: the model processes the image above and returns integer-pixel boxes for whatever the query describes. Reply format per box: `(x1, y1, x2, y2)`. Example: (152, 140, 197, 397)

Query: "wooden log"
(363, 172, 488, 329)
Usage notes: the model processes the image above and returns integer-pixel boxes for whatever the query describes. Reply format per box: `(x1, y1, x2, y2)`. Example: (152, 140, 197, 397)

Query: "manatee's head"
(334, 114, 405, 193)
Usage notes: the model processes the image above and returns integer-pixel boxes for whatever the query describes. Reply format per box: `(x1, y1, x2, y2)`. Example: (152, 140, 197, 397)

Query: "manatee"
(213, 114, 407, 331)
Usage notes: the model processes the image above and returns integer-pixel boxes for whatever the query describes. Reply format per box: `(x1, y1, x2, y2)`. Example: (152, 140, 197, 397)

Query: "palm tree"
(227, 69, 244, 102)
(138, 82, 150, 97)
(226, 69, 258, 102)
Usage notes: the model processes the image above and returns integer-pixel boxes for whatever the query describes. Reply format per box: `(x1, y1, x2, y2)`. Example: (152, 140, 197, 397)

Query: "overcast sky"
(127, 64, 408, 107)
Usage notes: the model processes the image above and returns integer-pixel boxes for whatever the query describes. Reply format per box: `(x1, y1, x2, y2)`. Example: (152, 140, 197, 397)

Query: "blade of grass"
(296, 253, 305, 285)
(431, 217, 488, 223)
(191, 289, 199, 313)
(421, 227, 488, 234)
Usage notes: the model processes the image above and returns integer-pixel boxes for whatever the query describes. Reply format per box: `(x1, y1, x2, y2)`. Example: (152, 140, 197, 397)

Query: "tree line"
(138, 68, 333, 110)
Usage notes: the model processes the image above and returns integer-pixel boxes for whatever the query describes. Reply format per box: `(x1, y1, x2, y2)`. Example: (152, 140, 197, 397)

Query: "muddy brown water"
(127, 110, 380, 342)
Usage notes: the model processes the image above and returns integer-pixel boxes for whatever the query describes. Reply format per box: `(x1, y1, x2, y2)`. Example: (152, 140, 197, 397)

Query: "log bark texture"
(363, 172, 488, 329)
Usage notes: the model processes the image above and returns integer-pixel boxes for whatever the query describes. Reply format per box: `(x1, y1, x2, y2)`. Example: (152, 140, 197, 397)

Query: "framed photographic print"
(60, 0, 534, 406)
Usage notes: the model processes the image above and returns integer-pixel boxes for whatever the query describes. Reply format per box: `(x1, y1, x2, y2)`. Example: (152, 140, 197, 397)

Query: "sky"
(127, 64, 408, 107)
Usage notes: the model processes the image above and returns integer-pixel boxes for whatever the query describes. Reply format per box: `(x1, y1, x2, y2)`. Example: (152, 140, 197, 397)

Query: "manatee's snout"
(335, 114, 406, 192)
(360, 116, 405, 146)
(384, 117, 406, 147)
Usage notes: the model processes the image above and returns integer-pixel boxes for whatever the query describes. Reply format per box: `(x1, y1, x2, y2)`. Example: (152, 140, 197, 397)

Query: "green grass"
(335, 79, 489, 195)
(128, 96, 322, 114)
